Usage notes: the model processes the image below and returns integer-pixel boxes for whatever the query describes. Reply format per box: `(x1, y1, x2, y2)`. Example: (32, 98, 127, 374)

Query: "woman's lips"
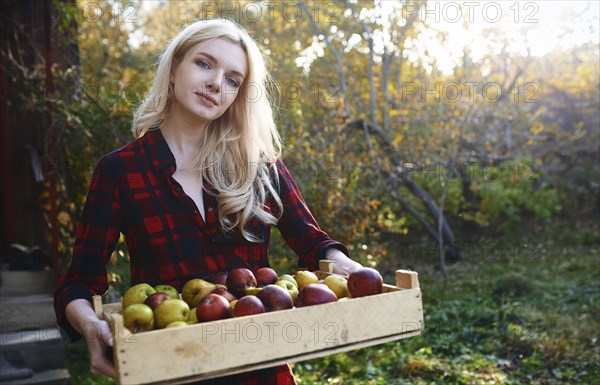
(195, 92, 217, 106)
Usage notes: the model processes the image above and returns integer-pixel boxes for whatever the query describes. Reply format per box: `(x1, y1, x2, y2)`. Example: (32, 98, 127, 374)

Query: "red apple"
(208, 271, 228, 286)
(256, 284, 293, 312)
(348, 267, 383, 297)
(211, 287, 237, 303)
(254, 267, 279, 286)
(233, 296, 265, 317)
(196, 293, 231, 322)
(144, 292, 172, 310)
(226, 268, 257, 298)
(296, 284, 338, 307)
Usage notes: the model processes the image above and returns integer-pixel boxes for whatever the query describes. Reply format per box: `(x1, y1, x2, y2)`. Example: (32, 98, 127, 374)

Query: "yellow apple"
(166, 321, 188, 328)
(122, 283, 156, 310)
(245, 287, 262, 296)
(323, 275, 350, 299)
(181, 278, 216, 308)
(122, 303, 154, 333)
(295, 270, 319, 290)
(187, 308, 198, 324)
(154, 299, 190, 329)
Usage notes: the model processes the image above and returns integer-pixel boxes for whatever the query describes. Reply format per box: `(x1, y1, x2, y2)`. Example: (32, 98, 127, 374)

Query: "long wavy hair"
(133, 19, 283, 242)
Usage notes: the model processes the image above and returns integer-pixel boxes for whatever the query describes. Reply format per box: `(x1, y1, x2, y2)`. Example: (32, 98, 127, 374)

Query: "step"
(0, 295, 57, 331)
(0, 271, 54, 296)
(0, 368, 70, 385)
(0, 327, 67, 373)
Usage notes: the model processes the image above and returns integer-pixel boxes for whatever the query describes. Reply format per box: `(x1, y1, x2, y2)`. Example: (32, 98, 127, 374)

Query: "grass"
(64, 223, 600, 384)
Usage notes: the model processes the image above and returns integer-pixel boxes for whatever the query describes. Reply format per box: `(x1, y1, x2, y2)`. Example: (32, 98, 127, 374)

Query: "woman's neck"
(160, 116, 206, 171)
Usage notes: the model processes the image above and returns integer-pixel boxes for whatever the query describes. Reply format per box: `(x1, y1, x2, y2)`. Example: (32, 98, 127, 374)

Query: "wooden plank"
(158, 329, 422, 384)
(107, 288, 423, 385)
(395, 270, 419, 289)
(318, 259, 335, 273)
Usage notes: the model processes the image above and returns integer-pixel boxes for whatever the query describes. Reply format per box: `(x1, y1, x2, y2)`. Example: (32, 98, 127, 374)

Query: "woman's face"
(169, 37, 248, 127)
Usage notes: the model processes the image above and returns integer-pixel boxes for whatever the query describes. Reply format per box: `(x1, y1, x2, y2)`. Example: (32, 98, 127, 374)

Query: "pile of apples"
(120, 266, 383, 333)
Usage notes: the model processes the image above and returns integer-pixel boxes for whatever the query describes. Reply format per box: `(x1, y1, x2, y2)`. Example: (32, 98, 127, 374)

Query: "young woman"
(54, 18, 362, 384)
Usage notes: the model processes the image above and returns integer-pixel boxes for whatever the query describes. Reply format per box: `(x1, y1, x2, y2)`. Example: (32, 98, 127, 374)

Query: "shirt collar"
(144, 128, 177, 172)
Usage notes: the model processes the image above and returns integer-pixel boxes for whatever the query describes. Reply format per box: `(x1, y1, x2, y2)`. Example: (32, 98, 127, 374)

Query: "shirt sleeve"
(53, 154, 122, 341)
(274, 158, 349, 271)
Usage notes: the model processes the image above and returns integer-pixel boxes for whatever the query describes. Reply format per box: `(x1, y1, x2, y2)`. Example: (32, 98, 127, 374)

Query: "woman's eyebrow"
(194, 51, 245, 79)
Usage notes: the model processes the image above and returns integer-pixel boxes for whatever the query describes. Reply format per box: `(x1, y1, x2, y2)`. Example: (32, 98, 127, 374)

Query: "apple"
(187, 308, 198, 324)
(154, 299, 191, 329)
(348, 267, 383, 297)
(254, 267, 279, 286)
(296, 283, 338, 307)
(122, 303, 154, 333)
(144, 292, 172, 310)
(323, 275, 350, 299)
(154, 284, 179, 299)
(295, 270, 319, 290)
(181, 278, 217, 308)
(166, 321, 188, 328)
(245, 287, 262, 296)
(229, 299, 239, 317)
(233, 296, 265, 317)
(277, 274, 298, 288)
(211, 287, 237, 303)
(196, 293, 231, 322)
(122, 283, 156, 310)
(275, 279, 299, 304)
(256, 284, 293, 312)
(226, 268, 257, 298)
(208, 271, 228, 286)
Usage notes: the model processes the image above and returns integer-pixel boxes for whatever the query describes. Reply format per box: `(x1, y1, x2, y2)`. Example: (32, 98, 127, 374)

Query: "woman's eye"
(196, 60, 210, 69)
(226, 77, 240, 88)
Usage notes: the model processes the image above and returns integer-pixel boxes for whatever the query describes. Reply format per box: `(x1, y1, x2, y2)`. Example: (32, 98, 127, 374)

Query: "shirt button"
(194, 210, 198, 214)
(208, 207, 214, 212)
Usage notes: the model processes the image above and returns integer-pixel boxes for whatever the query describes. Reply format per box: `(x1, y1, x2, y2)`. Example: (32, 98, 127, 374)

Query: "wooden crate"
(93, 261, 424, 384)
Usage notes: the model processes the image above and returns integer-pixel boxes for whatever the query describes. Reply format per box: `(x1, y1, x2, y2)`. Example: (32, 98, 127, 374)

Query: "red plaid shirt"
(54, 128, 348, 384)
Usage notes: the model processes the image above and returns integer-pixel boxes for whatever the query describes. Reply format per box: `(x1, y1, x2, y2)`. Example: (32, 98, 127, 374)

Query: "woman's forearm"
(65, 299, 108, 342)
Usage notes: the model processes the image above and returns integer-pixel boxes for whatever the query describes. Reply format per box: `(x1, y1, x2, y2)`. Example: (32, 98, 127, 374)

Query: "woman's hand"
(325, 249, 363, 277)
(83, 319, 116, 378)
(65, 299, 117, 378)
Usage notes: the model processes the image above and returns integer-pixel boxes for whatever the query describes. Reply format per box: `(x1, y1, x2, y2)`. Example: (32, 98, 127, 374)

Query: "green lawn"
(65, 226, 600, 384)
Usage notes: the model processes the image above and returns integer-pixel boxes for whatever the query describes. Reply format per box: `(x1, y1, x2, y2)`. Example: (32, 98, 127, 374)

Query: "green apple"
(275, 279, 299, 304)
(323, 275, 350, 299)
(278, 274, 298, 288)
(154, 284, 179, 299)
(154, 299, 190, 329)
(181, 278, 217, 308)
(295, 270, 319, 290)
(122, 283, 156, 310)
(122, 303, 154, 333)
(187, 308, 198, 324)
(166, 321, 188, 328)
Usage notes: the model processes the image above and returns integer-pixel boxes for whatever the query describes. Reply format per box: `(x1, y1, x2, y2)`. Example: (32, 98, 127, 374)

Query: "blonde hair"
(133, 19, 283, 242)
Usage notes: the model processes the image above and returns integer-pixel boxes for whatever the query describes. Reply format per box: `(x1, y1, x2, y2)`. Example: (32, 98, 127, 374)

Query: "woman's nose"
(205, 80, 220, 93)
(205, 71, 224, 93)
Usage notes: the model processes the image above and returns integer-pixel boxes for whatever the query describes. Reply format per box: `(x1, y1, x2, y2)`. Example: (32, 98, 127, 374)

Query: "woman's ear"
(170, 57, 180, 83)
